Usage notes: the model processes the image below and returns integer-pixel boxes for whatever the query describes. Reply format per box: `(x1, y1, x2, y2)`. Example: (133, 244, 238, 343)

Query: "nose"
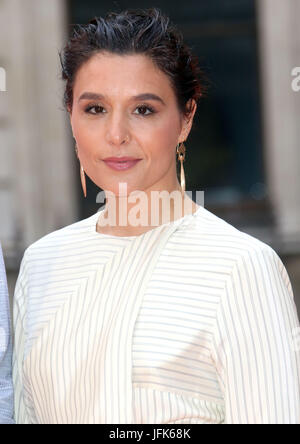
(105, 111, 130, 146)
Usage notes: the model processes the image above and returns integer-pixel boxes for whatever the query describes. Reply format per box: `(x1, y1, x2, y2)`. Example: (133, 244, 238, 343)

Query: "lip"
(103, 158, 142, 171)
(103, 157, 140, 162)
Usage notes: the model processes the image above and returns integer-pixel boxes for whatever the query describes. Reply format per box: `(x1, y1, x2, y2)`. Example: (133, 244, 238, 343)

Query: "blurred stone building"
(0, 0, 300, 317)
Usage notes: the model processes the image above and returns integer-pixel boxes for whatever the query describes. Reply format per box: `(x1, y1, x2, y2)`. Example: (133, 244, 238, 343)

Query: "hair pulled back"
(59, 7, 210, 119)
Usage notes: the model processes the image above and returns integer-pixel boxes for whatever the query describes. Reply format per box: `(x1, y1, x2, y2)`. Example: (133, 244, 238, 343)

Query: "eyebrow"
(78, 92, 166, 105)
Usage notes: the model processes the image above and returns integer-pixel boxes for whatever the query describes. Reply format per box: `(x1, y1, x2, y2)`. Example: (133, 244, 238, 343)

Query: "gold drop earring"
(75, 143, 87, 198)
(176, 141, 186, 197)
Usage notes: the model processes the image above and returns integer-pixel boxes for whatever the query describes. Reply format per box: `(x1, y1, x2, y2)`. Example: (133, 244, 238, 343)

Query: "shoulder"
(196, 209, 295, 322)
(192, 204, 282, 268)
(21, 210, 99, 265)
(196, 206, 293, 300)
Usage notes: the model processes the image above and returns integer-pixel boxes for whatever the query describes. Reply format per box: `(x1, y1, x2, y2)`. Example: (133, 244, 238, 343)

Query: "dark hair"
(59, 7, 210, 119)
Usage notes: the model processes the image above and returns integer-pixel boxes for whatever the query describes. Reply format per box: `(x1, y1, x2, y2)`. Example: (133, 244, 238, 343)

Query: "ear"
(178, 99, 197, 143)
(67, 105, 74, 137)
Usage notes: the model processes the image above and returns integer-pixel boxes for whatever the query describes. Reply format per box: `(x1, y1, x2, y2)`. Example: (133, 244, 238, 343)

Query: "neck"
(96, 183, 199, 237)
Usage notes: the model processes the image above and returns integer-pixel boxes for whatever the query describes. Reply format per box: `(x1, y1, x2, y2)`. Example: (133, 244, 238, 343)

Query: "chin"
(100, 183, 140, 198)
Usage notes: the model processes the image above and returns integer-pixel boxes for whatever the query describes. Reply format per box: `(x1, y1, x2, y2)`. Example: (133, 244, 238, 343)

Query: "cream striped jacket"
(12, 205, 300, 424)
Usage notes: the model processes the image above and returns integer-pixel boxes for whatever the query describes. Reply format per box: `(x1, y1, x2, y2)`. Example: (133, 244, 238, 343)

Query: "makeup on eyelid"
(84, 103, 156, 116)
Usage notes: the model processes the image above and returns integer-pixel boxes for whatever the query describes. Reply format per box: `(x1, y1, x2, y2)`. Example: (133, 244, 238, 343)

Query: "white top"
(12, 205, 300, 424)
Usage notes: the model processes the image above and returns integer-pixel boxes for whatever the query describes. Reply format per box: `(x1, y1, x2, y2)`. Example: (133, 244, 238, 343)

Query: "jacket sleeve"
(210, 244, 300, 424)
(12, 250, 30, 424)
(0, 245, 14, 424)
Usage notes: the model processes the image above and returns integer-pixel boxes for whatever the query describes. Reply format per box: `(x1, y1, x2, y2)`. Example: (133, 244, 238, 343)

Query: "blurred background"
(0, 0, 300, 318)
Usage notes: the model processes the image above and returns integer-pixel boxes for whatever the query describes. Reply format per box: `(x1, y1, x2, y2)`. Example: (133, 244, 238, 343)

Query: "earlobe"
(178, 99, 197, 143)
(67, 105, 73, 120)
(68, 108, 74, 132)
(189, 98, 197, 119)
(183, 99, 197, 137)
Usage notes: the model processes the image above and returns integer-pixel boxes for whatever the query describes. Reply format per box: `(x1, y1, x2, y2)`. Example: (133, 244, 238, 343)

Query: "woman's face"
(69, 52, 196, 197)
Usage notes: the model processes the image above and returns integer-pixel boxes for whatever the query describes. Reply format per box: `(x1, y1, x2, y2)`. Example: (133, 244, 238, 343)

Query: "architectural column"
(0, 0, 77, 267)
(256, 0, 300, 253)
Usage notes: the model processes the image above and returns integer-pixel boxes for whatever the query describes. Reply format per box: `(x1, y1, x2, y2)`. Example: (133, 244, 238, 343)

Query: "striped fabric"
(12, 205, 300, 424)
(0, 244, 14, 424)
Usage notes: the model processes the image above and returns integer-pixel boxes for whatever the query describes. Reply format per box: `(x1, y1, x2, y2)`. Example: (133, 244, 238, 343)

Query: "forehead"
(73, 52, 173, 98)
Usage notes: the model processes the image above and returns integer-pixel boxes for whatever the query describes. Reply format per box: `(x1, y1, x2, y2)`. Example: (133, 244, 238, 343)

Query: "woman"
(12, 8, 300, 424)
(0, 244, 14, 424)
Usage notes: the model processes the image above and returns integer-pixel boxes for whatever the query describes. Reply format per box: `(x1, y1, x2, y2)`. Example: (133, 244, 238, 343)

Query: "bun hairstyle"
(59, 7, 210, 119)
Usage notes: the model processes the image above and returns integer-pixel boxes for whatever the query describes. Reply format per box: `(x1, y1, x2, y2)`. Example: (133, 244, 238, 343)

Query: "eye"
(84, 103, 155, 116)
(134, 104, 155, 116)
(85, 104, 105, 115)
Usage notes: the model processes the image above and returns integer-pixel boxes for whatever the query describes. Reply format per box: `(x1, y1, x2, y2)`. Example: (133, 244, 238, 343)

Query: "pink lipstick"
(103, 157, 142, 171)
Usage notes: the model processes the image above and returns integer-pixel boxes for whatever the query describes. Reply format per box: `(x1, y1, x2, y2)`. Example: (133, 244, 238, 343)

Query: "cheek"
(72, 113, 99, 156)
(144, 114, 181, 160)
(155, 108, 181, 140)
(141, 107, 180, 139)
